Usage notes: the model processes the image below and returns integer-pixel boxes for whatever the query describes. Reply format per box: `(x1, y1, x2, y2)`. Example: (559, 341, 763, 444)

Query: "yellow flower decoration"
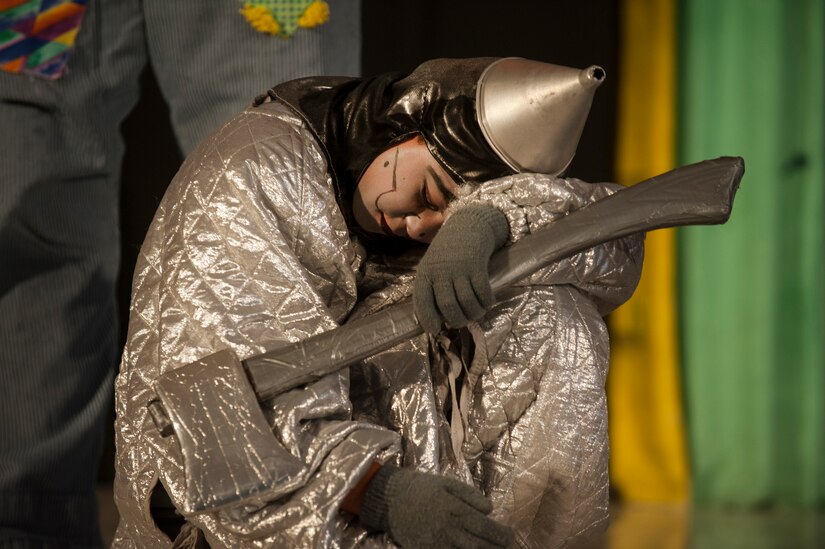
(240, 0, 329, 37)
(241, 3, 281, 35)
(298, 1, 330, 29)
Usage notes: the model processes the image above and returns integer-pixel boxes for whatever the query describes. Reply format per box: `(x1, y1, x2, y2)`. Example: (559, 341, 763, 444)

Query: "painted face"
(352, 136, 460, 244)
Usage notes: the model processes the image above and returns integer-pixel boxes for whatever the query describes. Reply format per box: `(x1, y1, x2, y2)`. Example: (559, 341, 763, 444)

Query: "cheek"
(354, 177, 377, 209)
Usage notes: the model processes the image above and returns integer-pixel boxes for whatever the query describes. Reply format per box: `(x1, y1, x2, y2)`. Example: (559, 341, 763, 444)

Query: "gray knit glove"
(360, 465, 513, 548)
(414, 205, 509, 334)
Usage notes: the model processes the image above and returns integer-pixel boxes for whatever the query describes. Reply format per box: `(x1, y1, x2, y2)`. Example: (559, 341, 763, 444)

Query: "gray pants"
(0, 1, 360, 546)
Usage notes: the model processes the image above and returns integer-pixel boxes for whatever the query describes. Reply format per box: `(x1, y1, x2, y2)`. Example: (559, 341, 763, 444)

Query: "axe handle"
(245, 157, 744, 400)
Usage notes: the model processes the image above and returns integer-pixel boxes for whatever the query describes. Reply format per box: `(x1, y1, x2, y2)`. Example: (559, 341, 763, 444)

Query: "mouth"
(379, 213, 395, 237)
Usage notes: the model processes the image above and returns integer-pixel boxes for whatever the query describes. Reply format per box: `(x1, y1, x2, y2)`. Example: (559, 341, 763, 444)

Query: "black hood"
(263, 58, 514, 234)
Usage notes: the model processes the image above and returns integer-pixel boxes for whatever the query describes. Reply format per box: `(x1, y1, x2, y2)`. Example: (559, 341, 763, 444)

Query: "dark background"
(106, 0, 619, 480)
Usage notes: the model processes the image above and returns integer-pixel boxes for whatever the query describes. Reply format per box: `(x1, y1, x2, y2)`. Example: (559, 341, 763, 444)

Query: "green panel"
(678, 0, 824, 506)
(0, 28, 21, 43)
(0, 1, 41, 22)
(24, 40, 67, 69)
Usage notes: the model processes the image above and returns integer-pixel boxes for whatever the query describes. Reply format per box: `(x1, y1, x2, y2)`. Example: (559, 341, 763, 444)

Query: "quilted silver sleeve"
(451, 173, 644, 314)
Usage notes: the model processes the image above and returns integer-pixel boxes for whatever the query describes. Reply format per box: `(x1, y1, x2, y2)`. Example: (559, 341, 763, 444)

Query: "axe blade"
(152, 349, 303, 514)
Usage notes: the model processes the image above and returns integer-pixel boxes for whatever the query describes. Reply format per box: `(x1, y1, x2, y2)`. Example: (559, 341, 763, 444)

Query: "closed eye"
(420, 183, 439, 211)
(426, 165, 455, 207)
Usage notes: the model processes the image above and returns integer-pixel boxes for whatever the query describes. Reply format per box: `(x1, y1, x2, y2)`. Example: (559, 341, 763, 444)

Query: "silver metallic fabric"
(113, 100, 643, 547)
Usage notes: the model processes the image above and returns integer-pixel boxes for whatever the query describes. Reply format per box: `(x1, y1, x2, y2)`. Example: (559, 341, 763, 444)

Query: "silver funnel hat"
(476, 57, 605, 176)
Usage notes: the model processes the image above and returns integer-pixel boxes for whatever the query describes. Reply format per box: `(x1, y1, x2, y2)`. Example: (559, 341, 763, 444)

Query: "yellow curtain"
(607, 0, 689, 501)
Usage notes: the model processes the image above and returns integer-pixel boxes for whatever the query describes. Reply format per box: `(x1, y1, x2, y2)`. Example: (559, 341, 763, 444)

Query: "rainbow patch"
(0, 0, 87, 79)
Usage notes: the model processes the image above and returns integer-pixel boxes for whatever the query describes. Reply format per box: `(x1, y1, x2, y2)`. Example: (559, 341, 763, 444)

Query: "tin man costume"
(113, 58, 644, 547)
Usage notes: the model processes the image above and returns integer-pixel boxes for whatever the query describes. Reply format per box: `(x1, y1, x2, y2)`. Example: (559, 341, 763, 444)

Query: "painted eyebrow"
(427, 166, 455, 203)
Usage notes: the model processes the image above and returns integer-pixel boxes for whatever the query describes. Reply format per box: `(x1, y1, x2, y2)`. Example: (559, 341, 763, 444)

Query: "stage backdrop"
(679, 0, 825, 506)
(607, 0, 689, 503)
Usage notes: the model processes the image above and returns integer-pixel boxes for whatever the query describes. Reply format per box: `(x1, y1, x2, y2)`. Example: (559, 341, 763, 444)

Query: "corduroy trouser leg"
(0, 1, 360, 546)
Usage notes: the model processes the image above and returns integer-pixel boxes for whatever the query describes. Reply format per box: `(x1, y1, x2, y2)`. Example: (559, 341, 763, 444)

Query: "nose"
(405, 210, 445, 243)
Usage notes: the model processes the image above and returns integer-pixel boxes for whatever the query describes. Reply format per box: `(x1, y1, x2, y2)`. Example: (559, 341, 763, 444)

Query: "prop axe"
(148, 156, 744, 514)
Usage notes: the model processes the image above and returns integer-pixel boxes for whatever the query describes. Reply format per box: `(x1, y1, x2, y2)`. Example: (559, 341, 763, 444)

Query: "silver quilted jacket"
(113, 101, 644, 548)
